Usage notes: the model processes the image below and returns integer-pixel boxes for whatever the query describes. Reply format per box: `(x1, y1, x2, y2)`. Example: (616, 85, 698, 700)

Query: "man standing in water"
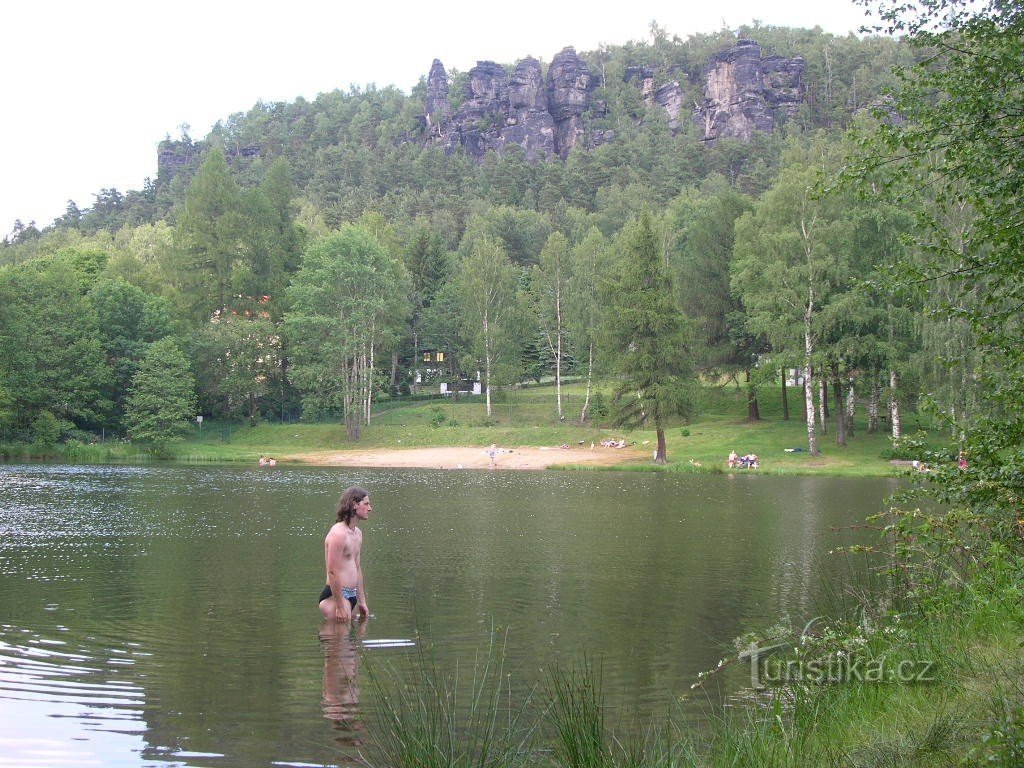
(319, 486, 371, 622)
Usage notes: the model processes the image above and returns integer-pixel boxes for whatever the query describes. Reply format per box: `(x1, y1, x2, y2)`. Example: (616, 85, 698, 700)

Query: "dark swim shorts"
(318, 584, 358, 609)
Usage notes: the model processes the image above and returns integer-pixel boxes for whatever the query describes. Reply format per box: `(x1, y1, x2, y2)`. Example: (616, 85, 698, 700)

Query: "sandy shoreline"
(284, 444, 647, 470)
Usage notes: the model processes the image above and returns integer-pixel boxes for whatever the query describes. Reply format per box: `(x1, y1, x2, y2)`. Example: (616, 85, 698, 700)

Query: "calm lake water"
(0, 463, 899, 767)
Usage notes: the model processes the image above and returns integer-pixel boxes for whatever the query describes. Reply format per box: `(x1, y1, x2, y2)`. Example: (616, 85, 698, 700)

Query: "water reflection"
(320, 618, 366, 745)
(0, 463, 900, 768)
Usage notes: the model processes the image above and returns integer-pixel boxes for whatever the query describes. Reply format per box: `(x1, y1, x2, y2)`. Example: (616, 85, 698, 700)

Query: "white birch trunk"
(818, 379, 827, 435)
(804, 357, 818, 456)
(364, 335, 375, 426)
(889, 369, 902, 442)
(580, 340, 594, 424)
(801, 206, 819, 455)
(846, 381, 855, 436)
(555, 284, 563, 420)
(483, 310, 493, 417)
(868, 372, 880, 433)
(803, 293, 818, 455)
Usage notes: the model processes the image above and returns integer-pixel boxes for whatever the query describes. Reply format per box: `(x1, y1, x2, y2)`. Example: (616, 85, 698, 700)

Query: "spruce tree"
(602, 212, 695, 463)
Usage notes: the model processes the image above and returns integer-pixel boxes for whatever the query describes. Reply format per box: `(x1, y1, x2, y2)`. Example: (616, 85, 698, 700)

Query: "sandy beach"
(285, 444, 647, 470)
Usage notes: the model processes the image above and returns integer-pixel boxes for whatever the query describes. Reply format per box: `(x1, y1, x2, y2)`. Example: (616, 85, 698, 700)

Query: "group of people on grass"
(727, 450, 760, 470)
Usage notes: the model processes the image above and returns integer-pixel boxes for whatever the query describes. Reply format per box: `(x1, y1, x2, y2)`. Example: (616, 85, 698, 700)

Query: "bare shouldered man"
(318, 486, 371, 622)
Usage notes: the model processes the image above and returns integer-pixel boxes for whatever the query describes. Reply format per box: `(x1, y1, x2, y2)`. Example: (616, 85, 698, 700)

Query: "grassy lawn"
(165, 381, 936, 476)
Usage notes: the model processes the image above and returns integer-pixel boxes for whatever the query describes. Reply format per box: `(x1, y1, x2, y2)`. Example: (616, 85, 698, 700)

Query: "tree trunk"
(655, 425, 667, 464)
(746, 368, 760, 421)
(555, 282, 563, 421)
(390, 349, 398, 395)
(483, 310, 493, 418)
(781, 368, 790, 421)
(803, 294, 819, 457)
(833, 366, 846, 447)
(818, 379, 828, 435)
(345, 354, 361, 440)
(804, 358, 819, 456)
(580, 340, 594, 424)
(412, 328, 420, 394)
(364, 337, 375, 426)
(889, 369, 902, 443)
(868, 370, 880, 433)
(846, 381, 856, 438)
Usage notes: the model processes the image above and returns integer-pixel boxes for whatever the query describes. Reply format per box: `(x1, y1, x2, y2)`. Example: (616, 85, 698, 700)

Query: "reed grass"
(353, 548, 1022, 768)
(361, 630, 538, 768)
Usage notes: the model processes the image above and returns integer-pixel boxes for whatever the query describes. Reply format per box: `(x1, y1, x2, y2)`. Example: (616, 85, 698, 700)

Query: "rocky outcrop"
(162, 39, 810, 183)
(624, 66, 683, 129)
(546, 48, 592, 156)
(422, 48, 597, 161)
(694, 39, 804, 142)
(416, 39, 805, 161)
(424, 59, 452, 125)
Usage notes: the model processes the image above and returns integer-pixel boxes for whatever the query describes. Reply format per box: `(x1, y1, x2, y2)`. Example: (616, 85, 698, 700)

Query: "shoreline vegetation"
(0, 383, 932, 477)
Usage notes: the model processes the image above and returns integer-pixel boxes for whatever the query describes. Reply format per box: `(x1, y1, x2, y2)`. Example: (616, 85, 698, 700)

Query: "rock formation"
(694, 39, 804, 142)
(625, 65, 684, 130)
(422, 47, 596, 161)
(158, 38, 810, 182)
(545, 48, 592, 157)
(418, 40, 801, 162)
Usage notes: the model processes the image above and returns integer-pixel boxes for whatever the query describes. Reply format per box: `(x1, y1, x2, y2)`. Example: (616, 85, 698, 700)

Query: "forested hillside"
(1, 23, 972, 456)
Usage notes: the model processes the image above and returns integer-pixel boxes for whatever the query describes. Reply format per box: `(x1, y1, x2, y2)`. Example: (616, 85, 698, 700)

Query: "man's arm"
(355, 534, 369, 618)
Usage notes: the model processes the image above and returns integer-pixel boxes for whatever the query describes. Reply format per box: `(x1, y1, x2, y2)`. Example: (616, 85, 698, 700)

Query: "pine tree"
(602, 213, 696, 463)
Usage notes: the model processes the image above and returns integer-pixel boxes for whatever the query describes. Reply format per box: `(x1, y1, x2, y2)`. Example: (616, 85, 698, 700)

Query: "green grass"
(164, 382, 933, 476)
(356, 552, 1024, 767)
(698, 557, 1024, 767)
(7, 381, 938, 476)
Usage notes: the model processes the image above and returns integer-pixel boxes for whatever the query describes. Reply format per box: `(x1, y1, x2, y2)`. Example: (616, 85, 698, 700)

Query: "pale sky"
(1, 0, 873, 234)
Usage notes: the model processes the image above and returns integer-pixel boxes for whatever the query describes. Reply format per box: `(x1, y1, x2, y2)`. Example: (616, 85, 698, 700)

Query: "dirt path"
(284, 444, 647, 470)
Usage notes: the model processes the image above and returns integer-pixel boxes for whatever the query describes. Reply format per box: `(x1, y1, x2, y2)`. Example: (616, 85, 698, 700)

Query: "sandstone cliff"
(419, 38, 804, 161)
(158, 38, 807, 183)
(423, 47, 594, 161)
(694, 39, 804, 142)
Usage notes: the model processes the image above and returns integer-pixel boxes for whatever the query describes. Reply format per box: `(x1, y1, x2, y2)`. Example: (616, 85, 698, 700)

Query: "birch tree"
(284, 225, 407, 439)
(453, 235, 526, 417)
(530, 232, 570, 420)
(565, 227, 612, 423)
(732, 141, 857, 456)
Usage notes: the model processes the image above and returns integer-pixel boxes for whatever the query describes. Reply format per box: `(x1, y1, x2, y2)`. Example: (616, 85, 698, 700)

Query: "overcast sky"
(1, 0, 874, 234)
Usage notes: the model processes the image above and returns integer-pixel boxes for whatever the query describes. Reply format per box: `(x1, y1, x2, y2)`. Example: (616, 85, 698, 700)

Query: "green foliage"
(601, 213, 696, 462)
(363, 631, 535, 768)
(124, 338, 198, 451)
(0, 22, 998, 462)
(547, 660, 611, 768)
(193, 312, 282, 423)
(284, 224, 410, 438)
(666, 174, 756, 375)
(173, 148, 245, 323)
(30, 410, 61, 446)
(89, 276, 174, 429)
(452, 229, 530, 413)
(0, 255, 112, 433)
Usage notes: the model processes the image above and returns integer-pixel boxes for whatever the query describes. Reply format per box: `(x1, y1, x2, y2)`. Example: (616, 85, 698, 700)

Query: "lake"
(0, 463, 898, 767)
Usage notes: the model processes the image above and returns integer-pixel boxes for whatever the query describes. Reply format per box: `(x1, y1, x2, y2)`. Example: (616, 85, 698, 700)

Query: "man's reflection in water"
(320, 618, 367, 745)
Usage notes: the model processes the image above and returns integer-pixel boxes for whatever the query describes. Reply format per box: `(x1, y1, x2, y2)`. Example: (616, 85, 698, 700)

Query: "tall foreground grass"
(357, 551, 1022, 768)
